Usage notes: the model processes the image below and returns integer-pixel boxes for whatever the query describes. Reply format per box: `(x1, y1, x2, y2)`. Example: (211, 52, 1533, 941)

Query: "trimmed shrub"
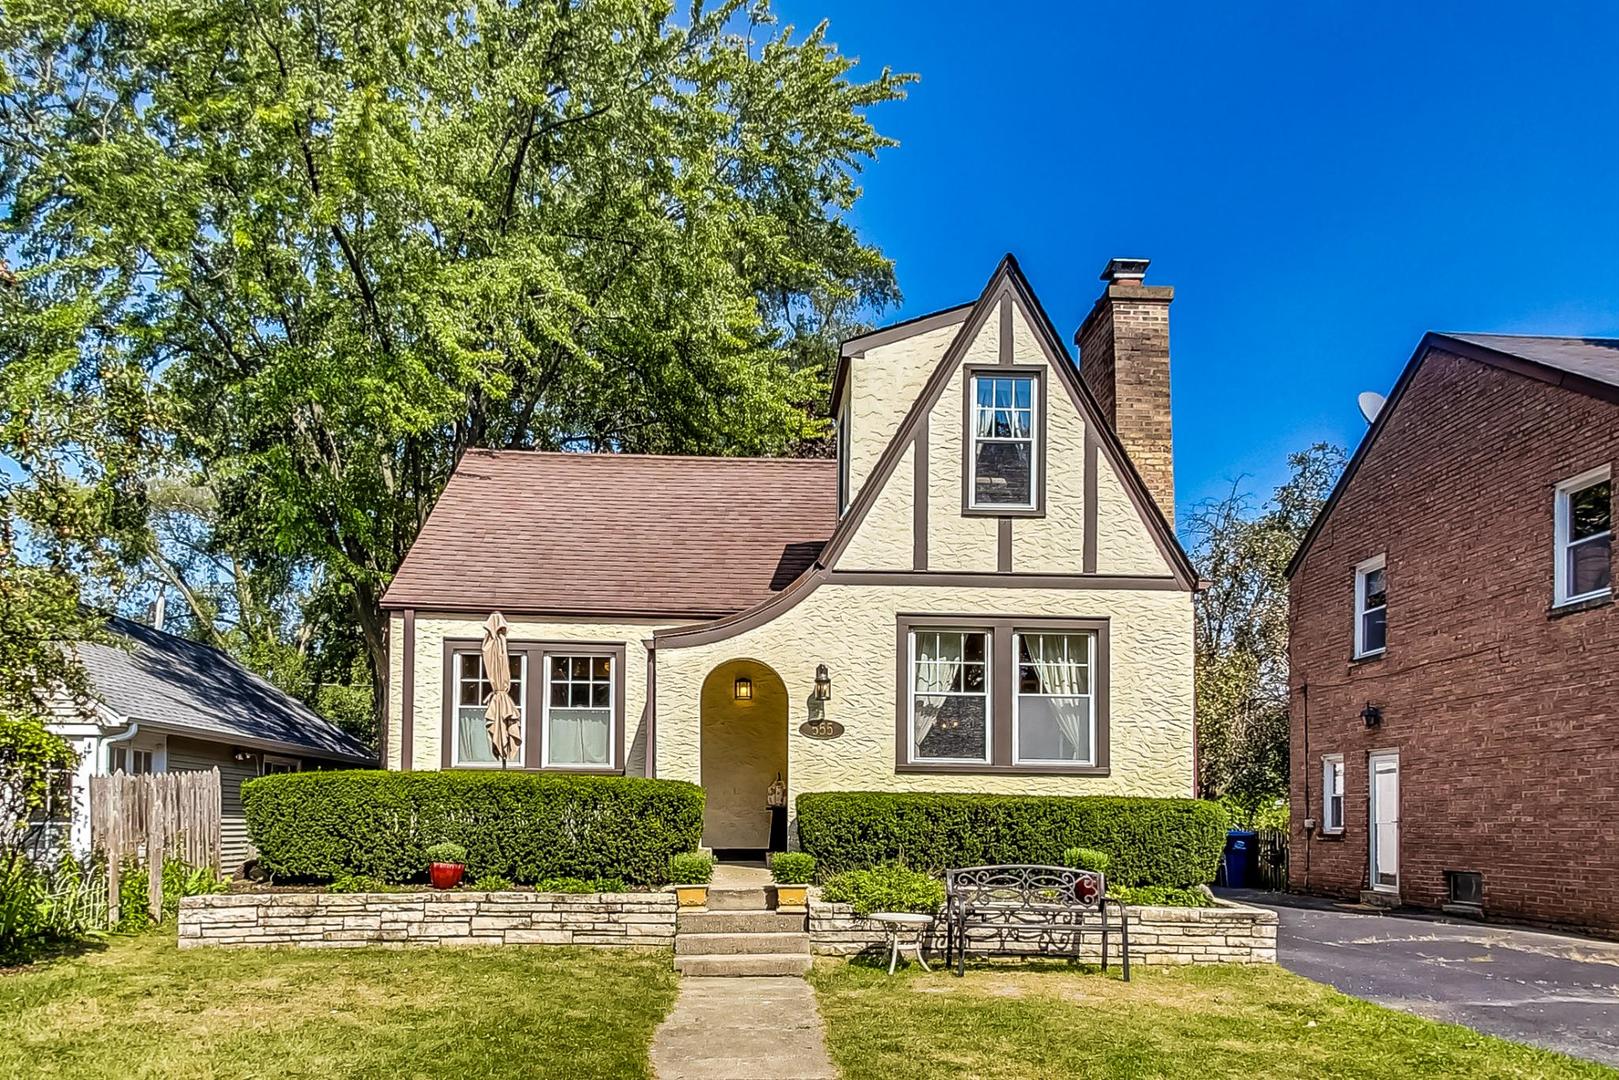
(821, 865, 944, 917)
(1061, 847, 1110, 874)
(769, 851, 816, 885)
(244, 770, 704, 887)
(1109, 884, 1211, 908)
(796, 792, 1228, 887)
(669, 852, 713, 885)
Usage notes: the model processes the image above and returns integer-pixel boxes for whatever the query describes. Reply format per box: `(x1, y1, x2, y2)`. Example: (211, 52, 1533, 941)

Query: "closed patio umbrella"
(482, 612, 522, 766)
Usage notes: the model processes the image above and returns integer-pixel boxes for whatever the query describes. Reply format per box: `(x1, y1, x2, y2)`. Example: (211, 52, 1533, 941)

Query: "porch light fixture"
(813, 664, 832, 701)
(1360, 703, 1383, 728)
(231, 748, 255, 763)
(734, 676, 753, 701)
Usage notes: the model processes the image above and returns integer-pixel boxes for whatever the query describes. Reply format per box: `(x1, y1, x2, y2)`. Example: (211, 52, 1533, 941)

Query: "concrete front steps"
(674, 887, 811, 977)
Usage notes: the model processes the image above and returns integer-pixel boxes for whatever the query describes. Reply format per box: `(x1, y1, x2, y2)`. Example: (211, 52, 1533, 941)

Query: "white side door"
(1368, 751, 1400, 892)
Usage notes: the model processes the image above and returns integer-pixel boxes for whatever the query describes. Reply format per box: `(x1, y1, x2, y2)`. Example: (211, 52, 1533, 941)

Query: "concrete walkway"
(1224, 891, 1619, 1067)
(650, 976, 837, 1080)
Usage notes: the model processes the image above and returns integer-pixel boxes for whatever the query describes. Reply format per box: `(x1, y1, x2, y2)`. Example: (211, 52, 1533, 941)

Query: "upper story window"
(908, 629, 989, 763)
(544, 654, 615, 768)
(1353, 555, 1387, 659)
(1555, 467, 1612, 606)
(452, 650, 525, 767)
(1321, 755, 1345, 834)
(969, 373, 1038, 509)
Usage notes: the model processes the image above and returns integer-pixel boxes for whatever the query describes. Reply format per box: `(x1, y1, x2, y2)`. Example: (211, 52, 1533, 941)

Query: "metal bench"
(944, 864, 1129, 980)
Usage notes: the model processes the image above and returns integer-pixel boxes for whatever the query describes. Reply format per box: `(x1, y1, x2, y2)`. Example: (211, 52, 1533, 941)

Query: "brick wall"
(808, 899, 1276, 965)
(1077, 282, 1176, 527)
(1288, 348, 1619, 933)
(179, 891, 677, 949)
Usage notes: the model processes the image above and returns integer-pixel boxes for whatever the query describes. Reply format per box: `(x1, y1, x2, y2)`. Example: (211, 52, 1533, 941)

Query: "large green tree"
(1186, 443, 1346, 800)
(1, 0, 911, 732)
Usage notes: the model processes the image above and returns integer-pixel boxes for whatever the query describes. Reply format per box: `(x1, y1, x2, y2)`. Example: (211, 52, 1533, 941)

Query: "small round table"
(868, 912, 934, 974)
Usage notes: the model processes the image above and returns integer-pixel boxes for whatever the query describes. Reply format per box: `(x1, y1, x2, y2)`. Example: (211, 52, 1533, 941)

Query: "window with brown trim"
(896, 615, 1109, 775)
(961, 365, 1047, 517)
(450, 649, 527, 768)
(441, 638, 626, 773)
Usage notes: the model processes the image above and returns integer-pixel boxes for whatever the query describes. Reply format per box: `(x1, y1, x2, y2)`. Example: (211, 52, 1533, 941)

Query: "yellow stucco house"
(380, 255, 1199, 855)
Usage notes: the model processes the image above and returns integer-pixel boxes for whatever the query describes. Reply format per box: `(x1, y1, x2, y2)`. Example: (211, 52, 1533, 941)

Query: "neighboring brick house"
(381, 255, 1200, 856)
(1286, 333, 1618, 933)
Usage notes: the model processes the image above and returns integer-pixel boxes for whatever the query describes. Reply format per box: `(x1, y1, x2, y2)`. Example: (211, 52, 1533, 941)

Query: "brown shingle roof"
(382, 450, 838, 618)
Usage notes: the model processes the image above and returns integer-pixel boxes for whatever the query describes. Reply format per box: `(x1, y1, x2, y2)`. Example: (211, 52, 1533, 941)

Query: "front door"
(1368, 751, 1400, 892)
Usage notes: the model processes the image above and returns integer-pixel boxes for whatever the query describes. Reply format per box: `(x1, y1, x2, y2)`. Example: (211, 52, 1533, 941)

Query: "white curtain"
(1022, 635, 1090, 756)
(912, 633, 961, 747)
(549, 709, 610, 766)
(457, 708, 498, 763)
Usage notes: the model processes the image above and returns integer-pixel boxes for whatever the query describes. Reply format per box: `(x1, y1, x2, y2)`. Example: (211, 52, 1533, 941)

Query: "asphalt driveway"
(1223, 891, 1619, 1068)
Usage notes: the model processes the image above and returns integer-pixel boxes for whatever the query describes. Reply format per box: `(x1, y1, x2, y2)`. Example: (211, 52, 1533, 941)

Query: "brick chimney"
(1075, 258, 1176, 527)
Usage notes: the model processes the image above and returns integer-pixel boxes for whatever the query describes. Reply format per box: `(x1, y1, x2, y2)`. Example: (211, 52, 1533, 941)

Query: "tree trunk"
(352, 580, 389, 754)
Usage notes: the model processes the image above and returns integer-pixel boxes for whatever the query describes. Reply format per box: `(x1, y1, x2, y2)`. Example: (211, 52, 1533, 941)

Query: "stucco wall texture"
(386, 279, 1193, 822)
(653, 582, 1195, 815)
(387, 614, 673, 777)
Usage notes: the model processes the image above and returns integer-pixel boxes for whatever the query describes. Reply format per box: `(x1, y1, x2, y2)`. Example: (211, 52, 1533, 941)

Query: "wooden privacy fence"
(1253, 827, 1289, 891)
(90, 769, 222, 926)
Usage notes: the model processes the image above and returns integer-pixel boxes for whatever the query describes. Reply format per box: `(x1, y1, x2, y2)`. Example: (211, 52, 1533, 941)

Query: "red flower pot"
(429, 862, 465, 889)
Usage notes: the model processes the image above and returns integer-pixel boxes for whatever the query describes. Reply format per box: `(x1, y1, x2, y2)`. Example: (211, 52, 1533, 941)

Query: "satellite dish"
(1357, 391, 1386, 425)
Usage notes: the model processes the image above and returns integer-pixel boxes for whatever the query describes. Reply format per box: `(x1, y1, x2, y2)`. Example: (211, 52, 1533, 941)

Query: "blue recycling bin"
(1222, 830, 1258, 889)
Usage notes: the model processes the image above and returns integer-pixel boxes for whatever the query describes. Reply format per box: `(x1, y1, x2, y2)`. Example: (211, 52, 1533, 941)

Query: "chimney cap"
(1100, 258, 1150, 283)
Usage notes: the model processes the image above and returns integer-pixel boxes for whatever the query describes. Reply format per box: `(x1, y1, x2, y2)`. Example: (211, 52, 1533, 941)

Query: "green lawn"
(0, 933, 678, 1079)
(810, 959, 1616, 1080)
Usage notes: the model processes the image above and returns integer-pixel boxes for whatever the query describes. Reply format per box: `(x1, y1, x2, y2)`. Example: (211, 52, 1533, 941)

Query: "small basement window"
(1446, 870, 1483, 909)
(1555, 468, 1612, 606)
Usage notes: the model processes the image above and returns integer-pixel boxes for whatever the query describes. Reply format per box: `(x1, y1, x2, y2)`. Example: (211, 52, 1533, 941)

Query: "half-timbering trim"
(827, 571, 1183, 590)
(400, 609, 415, 771)
(1083, 430, 1099, 573)
(912, 424, 929, 571)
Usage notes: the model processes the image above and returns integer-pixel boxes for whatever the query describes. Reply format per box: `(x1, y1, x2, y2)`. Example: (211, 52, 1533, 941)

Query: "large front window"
(453, 651, 525, 767)
(909, 630, 989, 762)
(544, 654, 614, 767)
(1556, 469, 1611, 605)
(1014, 632, 1095, 764)
(970, 374, 1037, 508)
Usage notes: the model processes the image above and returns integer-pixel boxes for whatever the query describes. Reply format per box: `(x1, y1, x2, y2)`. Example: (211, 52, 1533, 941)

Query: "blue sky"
(774, 0, 1619, 522)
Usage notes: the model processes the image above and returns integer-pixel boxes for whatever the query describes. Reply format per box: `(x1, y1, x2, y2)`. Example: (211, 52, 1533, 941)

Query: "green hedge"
(243, 771, 704, 886)
(796, 792, 1228, 887)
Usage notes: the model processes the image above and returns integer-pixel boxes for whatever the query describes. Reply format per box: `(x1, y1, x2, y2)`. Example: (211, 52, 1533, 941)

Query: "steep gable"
(826, 256, 1196, 587)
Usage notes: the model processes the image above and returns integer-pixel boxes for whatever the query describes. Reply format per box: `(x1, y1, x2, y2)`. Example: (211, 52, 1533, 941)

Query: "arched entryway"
(699, 659, 789, 857)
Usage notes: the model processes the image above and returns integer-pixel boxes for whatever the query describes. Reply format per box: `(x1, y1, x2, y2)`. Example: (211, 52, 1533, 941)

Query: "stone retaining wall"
(808, 899, 1277, 965)
(179, 891, 676, 949)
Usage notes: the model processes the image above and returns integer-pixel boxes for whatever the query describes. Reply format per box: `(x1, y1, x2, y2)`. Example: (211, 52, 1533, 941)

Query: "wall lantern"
(813, 664, 832, 702)
(734, 676, 753, 701)
(1361, 703, 1383, 728)
(231, 748, 255, 763)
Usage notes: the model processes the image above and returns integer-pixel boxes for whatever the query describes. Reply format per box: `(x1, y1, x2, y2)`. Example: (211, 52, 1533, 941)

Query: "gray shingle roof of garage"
(78, 617, 373, 763)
